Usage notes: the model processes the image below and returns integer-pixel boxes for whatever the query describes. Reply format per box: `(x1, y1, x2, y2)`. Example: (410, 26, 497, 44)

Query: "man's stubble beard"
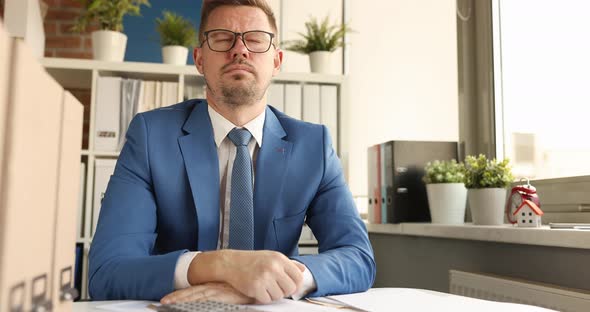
(204, 63, 270, 108)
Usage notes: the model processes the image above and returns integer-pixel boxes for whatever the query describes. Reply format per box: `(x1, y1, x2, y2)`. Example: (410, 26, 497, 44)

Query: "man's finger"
(160, 284, 209, 304)
(292, 260, 306, 272)
(266, 279, 285, 302)
(276, 271, 297, 296)
(284, 261, 304, 289)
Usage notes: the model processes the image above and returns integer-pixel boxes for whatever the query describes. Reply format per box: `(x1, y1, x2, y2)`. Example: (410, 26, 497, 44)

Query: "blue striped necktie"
(227, 128, 254, 250)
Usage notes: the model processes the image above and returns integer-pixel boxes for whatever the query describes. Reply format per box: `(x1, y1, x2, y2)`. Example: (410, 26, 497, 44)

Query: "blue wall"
(123, 0, 202, 64)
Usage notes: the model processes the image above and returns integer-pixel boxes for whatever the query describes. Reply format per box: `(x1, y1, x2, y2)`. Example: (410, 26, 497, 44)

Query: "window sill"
(366, 222, 590, 250)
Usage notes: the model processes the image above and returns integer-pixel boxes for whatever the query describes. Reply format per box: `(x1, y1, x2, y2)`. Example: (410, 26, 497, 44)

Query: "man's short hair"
(199, 0, 279, 45)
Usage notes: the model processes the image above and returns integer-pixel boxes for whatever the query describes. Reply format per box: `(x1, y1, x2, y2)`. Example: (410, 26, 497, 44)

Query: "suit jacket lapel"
(178, 100, 220, 251)
(254, 107, 292, 249)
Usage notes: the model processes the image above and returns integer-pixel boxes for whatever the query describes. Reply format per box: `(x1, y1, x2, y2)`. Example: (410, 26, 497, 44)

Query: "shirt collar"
(207, 104, 265, 148)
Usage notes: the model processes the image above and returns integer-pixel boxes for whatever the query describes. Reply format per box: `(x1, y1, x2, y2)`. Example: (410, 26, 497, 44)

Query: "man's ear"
(194, 47, 204, 74)
(272, 48, 283, 76)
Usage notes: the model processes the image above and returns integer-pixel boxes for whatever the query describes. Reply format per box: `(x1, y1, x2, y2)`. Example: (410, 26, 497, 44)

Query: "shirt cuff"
(291, 264, 317, 300)
(174, 251, 200, 290)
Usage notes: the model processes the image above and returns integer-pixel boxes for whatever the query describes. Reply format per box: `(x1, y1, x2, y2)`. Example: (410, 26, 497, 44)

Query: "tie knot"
(228, 128, 252, 147)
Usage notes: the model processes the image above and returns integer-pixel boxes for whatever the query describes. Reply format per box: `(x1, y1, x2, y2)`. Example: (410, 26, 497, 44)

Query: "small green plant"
(72, 0, 151, 33)
(282, 15, 352, 54)
(464, 154, 514, 189)
(155, 11, 198, 47)
(423, 160, 465, 184)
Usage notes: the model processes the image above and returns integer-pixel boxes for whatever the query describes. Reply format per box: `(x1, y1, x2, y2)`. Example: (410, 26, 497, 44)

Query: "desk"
(72, 288, 556, 312)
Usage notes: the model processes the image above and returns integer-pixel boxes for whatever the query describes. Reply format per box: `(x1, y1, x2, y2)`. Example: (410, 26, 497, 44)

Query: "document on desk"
(96, 301, 159, 312)
(249, 298, 340, 311)
(323, 288, 557, 312)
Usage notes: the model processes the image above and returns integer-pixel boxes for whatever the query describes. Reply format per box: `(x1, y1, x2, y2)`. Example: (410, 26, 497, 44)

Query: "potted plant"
(155, 11, 197, 66)
(282, 15, 351, 74)
(423, 160, 467, 224)
(464, 154, 514, 225)
(73, 0, 150, 62)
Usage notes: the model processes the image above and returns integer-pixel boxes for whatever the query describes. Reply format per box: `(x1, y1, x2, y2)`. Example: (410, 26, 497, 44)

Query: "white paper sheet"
(326, 288, 557, 312)
(95, 301, 159, 312)
(248, 298, 340, 311)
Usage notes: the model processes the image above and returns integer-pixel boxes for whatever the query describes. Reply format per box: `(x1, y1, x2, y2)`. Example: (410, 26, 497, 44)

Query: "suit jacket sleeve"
(88, 113, 187, 300)
(291, 126, 376, 297)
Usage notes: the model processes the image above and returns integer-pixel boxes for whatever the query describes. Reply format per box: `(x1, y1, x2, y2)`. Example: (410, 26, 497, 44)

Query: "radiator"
(449, 270, 590, 312)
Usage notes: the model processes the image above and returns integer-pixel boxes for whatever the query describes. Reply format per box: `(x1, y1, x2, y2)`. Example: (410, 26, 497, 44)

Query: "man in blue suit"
(89, 0, 375, 304)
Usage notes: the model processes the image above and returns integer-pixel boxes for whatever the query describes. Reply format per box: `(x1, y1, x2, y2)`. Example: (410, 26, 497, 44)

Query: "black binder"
(381, 141, 458, 223)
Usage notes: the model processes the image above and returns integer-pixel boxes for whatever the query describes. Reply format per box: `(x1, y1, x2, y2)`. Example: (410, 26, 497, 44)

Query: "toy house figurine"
(514, 200, 543, 227)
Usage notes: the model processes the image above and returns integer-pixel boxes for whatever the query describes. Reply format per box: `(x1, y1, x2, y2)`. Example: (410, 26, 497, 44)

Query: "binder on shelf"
(77, 162, 86, 238)
(284, 83, 302, 120)
(52, 91, 84, 311)
(184, 83, 206, 100)
(119, 79, 141, 150)
(380, 143, 387, 223)
(367, 144, 382, 223)
(367, 146, 375, 223)
(73, 243, 83, 301)
(379, 140, 459, 223)
(382, 142, 394, 224)
(92, 159, 117, 236)
(94, 76, 122, 152)
(142, 80, 156, 112)
(375, 145, 382, 223)
(136, 80, 146, 113)
(268, 83, 285, 112)
(0, 23, 11, 309)
(164, 81, 179, 106)
(302, 84, 321, 124)
(0, 21, 10, 186)
(0, 38, 63, 311)
(155, 81, 162, 108)
(320, 85, 338, 149)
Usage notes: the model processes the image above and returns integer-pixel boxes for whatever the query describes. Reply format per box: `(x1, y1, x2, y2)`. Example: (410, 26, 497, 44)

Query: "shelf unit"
(42, 57, 340, 299)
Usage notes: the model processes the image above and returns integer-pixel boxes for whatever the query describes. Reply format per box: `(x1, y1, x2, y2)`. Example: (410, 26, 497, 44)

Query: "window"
(493, 0, 590, 180)
(458, 0, 590, 223)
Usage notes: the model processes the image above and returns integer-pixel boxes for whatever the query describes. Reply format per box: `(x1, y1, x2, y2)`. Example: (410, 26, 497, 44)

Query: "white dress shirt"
(173, 105, 316, 300)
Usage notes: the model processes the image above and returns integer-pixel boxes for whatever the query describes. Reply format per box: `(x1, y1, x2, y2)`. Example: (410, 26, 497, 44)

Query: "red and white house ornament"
(506, 178, 543, 227)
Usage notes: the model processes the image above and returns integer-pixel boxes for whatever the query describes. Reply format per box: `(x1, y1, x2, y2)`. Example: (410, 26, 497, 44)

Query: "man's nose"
(230, 35, 249, 58)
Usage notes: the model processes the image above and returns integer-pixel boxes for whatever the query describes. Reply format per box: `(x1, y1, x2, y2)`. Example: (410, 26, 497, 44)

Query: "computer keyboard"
(156, 301, 262, 312)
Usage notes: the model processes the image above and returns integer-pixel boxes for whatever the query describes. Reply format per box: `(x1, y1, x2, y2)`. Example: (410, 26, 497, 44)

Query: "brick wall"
(44, 0, 95, 59)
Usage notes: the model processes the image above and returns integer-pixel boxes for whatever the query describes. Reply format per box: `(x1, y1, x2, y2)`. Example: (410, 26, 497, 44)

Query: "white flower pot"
(309, 51, 332, 74)
(91, 30, 127, 62)
(468, 188, 507, 225)
(162, 45, 189, 65)
(426, 183, 467, 224)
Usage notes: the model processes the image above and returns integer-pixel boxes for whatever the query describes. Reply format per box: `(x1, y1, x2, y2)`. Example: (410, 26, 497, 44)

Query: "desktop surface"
(72, 288, 556, 312)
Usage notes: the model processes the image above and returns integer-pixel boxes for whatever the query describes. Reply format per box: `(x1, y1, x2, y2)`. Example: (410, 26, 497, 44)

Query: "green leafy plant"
(282, 15, 352, 54)
(423, 160, 465, 184)
(155, 11, 197, 47)
(464, 154, 514, 189)
(72, 0, 151, 33)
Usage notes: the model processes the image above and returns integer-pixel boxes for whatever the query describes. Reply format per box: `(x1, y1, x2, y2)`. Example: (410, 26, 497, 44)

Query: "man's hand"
(223, 251, 305, 304)
(160, 282, 254, 305)
(187, 250, 305, 304)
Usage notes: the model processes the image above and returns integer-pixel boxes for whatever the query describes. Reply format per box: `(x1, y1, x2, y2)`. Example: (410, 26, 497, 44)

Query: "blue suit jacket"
(88, 100, 375, 300)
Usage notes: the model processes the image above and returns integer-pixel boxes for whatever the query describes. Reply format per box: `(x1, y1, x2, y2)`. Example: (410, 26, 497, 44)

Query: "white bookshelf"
(42, 57, 336, 300)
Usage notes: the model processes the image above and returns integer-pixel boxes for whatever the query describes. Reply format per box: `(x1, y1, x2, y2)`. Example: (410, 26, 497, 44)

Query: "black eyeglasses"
(201, 29, 275, 53)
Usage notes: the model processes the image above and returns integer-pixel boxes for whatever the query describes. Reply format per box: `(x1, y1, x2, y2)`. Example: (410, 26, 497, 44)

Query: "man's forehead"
(205, 6, 274, 32)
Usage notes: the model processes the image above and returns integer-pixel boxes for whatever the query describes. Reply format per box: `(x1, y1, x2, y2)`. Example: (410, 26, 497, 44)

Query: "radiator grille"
(449, 270, 590, 312)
